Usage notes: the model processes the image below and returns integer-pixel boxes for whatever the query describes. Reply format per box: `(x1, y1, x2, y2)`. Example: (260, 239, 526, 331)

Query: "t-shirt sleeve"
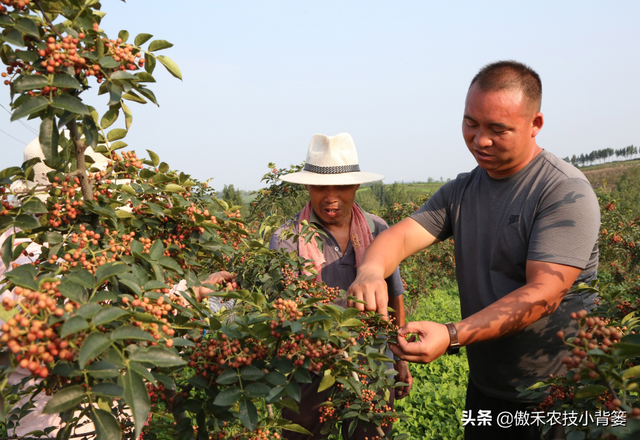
(409, 180, 455, 241)
(370, 214, 404, 298)
(528, 178, 600, 269)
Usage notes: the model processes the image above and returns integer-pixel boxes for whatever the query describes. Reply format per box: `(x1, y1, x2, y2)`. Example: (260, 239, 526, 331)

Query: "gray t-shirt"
(411, 150, 600, 401)
(270, 207, 404, 308)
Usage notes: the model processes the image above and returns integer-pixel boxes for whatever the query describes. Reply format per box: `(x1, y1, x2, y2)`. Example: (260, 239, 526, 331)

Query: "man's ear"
(531, 112, 544, 137)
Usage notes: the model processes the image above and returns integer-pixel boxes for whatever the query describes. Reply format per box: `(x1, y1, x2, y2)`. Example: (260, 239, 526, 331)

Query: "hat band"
(303, 163, 361, 174)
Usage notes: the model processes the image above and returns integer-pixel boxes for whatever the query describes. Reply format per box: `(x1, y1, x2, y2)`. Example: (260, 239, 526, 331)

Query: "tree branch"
(65, 119, 93, 202)
(33, 0, 64, 40)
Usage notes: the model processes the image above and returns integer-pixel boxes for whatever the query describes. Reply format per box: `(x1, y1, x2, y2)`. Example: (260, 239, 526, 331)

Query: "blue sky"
(1, 1, 639, 191)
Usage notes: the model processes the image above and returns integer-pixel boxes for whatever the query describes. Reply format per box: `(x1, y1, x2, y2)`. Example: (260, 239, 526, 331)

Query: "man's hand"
(390, 321, 451, 364)
(196, 271, 238, 302)
(394, 360, 413, 399)
(347, 268, 389, 315)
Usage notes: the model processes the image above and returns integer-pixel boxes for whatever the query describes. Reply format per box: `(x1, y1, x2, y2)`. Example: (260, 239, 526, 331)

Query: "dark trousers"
(464, 380, 565, 440)
(282, 374, 395, 440)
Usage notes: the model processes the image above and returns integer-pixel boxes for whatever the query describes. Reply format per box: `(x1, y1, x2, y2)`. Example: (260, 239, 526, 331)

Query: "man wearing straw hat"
(199, 132, 412, 439)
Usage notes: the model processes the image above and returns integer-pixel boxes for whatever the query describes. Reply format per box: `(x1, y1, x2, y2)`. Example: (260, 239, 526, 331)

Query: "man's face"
(462, 83, 543, 179)
(306, 184, 360, 227)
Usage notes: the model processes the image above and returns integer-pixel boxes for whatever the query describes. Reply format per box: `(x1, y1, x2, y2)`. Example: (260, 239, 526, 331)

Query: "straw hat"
(22, 136, 110, 186)
(279, 133, 384, 185)
(9, 137, 112, 203)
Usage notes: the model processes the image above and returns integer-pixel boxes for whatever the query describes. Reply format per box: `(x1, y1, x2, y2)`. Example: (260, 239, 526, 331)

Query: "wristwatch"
(444, 322, 460, 355)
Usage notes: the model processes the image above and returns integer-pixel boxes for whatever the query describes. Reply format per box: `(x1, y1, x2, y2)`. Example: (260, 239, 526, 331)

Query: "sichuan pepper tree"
(0, 2, 405, 439)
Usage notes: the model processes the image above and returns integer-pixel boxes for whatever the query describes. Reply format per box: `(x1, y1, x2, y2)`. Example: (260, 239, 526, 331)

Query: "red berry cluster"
(0, 0, 30, 13)
(0, 284, 74, 378)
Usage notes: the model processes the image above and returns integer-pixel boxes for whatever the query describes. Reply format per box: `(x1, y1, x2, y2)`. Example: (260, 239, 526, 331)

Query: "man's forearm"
(456, 260, 582, 346)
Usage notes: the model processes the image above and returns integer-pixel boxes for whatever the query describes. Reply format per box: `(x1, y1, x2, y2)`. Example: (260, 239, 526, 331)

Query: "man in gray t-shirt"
(348, 61, 600, 440)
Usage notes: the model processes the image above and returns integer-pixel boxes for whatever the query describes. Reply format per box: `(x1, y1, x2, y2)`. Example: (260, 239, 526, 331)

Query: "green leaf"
(243, 383, 270, 399)
(82, 116, 99, 148)
(214, 386, 242, 407)
(281, 424, 313, 436)
(285, 382, 301, 402)
(87, 360, 120, 379)
(118, 278, 142, 296)
(129, 361, 157, 386)
(135, 72, 155, 83)
(156, 55, 182, 80)
(1, 233, 13, 269)
(134, 33, 153, 46)
(99, 56, 119, 69)
(574, 384, 607, 400)
(43, 385, 86, 414)
(136, 86, 158, 105)
(240, 366, 265, 381)
(100, 108, 119, 129)
(14, 214, 40, 230)
(622, 365, 640, 379)
(14, 17, 40, 38)
(52, 74, 81, 89)
(60, 316, 90, 338)
(158, 256, 183, 275)
(146, 149, 159, 166)
(340, 318, 364, 327)
(3, 264, 38, 290)
(78, 333, 112, 367)
(93, 307, 130, 326)
(39, 116, 59, 165)
(122, 369, 150, 440)
(12, 75, 48, 92)
(318, 373, 335, 392)
(293, 368, 312, 384)
(118, 30, 129, 43)
(106, 128, 127, 142)
(121, 101, 133, 130)
(91, 383, 123, 398)
(95, 262, 131, 285)
(3, 28, 25, 47)
(11, 96, 48, 121)
(91, 408, 122, 440)
(51, 94, 89, 115)
(122, 90, 146, 104)
(128, 346, 186, 367)
(216, 369, 239, 385)
(265, 371, 287, 386)
(21, 199, 48, 214)
(237, 398, 258, 431)
(66, 270, 96, 288)
(110, 71, 137, 81)
(144, 52, 156, 74)
(148, 239, 164, 260)
(157, 162, 170, 173)
(170, 337, 194, 347)
(111, 325, 155, 342)
(57, 281, 88, 303)
(165, 184, 185, 193)
(148, 40, 173, 52)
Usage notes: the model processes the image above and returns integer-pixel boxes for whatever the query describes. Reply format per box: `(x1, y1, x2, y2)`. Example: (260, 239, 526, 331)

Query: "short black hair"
(470, 60, 542, 112)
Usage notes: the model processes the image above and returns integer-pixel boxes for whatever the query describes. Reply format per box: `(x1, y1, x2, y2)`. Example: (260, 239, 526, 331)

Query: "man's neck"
(310, 208, 352, 253)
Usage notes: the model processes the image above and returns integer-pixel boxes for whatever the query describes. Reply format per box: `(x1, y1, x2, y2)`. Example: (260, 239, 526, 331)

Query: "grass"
(394, 286, 468, 440)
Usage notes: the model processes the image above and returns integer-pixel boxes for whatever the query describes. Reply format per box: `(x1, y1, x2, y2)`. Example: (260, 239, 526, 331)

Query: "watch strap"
(444, 322, 460, 355)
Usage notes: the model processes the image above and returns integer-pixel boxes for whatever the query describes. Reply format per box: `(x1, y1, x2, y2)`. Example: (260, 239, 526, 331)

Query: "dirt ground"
(582, 161, 640, 191)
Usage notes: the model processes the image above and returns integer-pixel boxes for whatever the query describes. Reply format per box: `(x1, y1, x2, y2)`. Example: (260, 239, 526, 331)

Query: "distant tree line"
(563, 145, 638, 167)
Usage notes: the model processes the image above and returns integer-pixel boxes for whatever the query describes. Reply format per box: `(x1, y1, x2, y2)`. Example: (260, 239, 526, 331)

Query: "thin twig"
(33, 0, 64, 40)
